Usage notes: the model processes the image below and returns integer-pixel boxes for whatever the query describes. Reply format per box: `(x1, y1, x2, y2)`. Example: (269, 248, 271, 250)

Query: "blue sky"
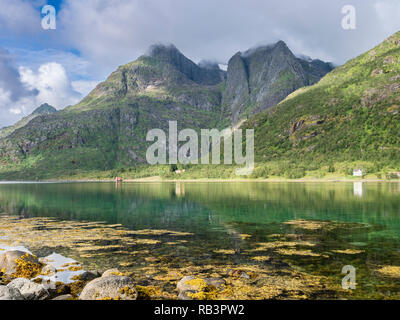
(1, 0, 400, 128)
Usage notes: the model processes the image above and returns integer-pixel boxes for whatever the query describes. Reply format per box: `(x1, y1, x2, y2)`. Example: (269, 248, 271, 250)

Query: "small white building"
(353, 169, 363, 177)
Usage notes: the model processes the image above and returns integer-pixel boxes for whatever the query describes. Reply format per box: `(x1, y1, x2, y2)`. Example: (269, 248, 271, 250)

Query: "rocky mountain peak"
(32, 103, 57, 116)
(147, 44, 184, 63)
(223, 40, 333, 123)
(146, 44, 225, 85)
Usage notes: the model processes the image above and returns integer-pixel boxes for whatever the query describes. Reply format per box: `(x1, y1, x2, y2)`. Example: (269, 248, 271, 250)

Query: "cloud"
(57, 0, 400, 70)
(71, 80, 99, 97)
(0, 48, 36, 102)
(0, 0, 44, 35)
(9, 48, 93, 80)
(2, 0, 400, 128)
(19, 62, 81, 110)
(0, 57, 82, 128)
(0, 47, 39, 128)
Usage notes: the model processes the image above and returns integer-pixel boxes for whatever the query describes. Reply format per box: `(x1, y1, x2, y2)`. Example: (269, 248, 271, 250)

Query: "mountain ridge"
(241, 31, 400, 178)
(0, 41, 333, 179)
(222, 40, 333, 122)
(0, 103, 56, 139)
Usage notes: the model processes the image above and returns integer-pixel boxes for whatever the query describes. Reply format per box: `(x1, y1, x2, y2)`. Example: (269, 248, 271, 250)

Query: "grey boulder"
(79, 276, 137, 300)
(7, 278, 50, 300)
(0, 286, 25, 300)
(0, 250, 40, 275)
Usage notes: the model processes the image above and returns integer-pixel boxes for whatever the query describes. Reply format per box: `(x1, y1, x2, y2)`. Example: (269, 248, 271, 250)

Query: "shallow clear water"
(0, 181, 400, 299)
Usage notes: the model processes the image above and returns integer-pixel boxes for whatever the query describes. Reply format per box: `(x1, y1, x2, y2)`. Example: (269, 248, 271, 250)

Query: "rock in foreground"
(7, 278, 50, 300)
(0, 286, 24, 300)
(79, 276, 137, 300)
(0, 250, 41, 276)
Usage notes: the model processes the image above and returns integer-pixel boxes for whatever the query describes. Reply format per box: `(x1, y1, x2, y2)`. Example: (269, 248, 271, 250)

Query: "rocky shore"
(0, 247, 334, 300)
(0, 250, 250, 300)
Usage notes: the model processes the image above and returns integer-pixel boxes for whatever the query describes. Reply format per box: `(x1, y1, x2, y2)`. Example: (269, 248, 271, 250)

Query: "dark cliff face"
(222, 41, 333, 123)
(241, 31, 400, 166)
(222, 52, 250, 122)
(147, 44, 226, 85)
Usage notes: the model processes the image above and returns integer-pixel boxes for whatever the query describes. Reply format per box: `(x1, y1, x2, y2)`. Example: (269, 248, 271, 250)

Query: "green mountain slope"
(0, 43, 332, 180)
(242, 31, 400, 177)
(0, 103, 56, 139)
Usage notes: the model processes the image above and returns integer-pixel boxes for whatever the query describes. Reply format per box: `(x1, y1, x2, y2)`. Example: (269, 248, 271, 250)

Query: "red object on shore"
(115, 177, 123, 182)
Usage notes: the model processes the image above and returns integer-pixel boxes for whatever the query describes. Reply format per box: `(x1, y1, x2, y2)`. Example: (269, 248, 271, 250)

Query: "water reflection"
(354, 182, 363, 197)
(0, 182, 399, 232)
(1, 182, 400, 299)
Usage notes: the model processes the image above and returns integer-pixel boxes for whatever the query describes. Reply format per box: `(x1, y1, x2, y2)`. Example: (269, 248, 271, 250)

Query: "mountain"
(223, 41, 333, 122)
(242, 31, 400, 176)
(0, 103, 56, 139)
(0, 43, 331, 179)
(31, 103, 57, 115)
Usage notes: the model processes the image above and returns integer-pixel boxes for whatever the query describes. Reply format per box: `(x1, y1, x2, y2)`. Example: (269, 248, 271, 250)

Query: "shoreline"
(1, 177, 400, 184)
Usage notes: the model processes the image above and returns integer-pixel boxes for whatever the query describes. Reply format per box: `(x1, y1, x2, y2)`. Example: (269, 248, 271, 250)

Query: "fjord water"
(0, 181, 400, 299)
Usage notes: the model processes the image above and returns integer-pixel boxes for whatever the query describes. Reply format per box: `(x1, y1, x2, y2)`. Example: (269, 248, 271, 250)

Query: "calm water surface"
(0, 181, 400, 299)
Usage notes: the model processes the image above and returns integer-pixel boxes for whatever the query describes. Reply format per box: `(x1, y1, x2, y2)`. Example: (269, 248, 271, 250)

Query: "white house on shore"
(353, 169, 363, 177)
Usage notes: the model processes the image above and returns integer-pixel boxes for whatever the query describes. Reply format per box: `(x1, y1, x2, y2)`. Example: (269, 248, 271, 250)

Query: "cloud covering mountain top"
(1, 0, 400, 127)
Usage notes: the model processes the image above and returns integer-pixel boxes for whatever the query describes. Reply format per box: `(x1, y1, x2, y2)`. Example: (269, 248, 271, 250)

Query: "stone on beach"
(79, 275, 137, 300)
(7, 278, 50, 300)
(0, 250, 40, 275)
(0, 285, 24, 300)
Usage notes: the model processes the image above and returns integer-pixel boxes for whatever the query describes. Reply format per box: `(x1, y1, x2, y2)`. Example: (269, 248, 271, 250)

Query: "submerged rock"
(41, 264, 57, 276)
(0, 285, 24, 300)
(177, 276, 226, 292)
(102, 268, 122, 277)
(7, 278, 50, 300)
(227, 269, 251, 279)
(177, 276, 226, 300)
(79, 276, 137, 300)
(178, 290, 197, 300)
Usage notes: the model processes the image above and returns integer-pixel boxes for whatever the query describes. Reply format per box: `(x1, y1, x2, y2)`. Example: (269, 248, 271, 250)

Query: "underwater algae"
(0, 215, 346, 300)
(1, 215, 400, 299)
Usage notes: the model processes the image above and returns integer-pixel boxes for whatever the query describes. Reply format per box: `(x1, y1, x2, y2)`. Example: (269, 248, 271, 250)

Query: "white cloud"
(9, 48, 93, 79)
(2, 0, 400, 128)
(19, 62, 81, 110)
(57, 0, 400, 69)
(0, 0, 44, 35)
(0, 61, 82, 128)
(71, 80, 99, 97)
(374, 0, 400, 34)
